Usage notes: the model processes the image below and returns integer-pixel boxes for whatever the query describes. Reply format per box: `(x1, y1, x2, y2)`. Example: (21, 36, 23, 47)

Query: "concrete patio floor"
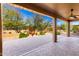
(3, 33, 79, 56)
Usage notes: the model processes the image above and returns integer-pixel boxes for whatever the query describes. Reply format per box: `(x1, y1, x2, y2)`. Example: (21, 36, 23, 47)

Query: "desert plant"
(72, 26, 78, 33)
(40, 31, 45, 35)
(48, 27, 53, 32)
(19, 32, 29, 38)
(56, 31, 61, 35)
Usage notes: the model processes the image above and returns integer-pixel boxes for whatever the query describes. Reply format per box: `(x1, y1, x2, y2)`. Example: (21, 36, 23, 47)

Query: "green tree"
(3, 5, 25, 33)
(33, 15, 50, 31)
(25, 14, 51, 35)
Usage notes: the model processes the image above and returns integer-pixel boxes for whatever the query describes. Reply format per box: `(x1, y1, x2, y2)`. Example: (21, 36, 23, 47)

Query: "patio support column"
(0, 4, 2, 56)
(53, 17, 57, 42)
(67, 21, 70, 37)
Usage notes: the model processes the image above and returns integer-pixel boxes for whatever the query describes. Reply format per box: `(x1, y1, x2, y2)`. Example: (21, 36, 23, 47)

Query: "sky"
(3, 4, 79, 26)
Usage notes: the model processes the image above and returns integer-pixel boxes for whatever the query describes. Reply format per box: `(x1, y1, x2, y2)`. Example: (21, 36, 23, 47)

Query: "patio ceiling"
(38, 3, 79, 21)
(11, 3, 79, 21)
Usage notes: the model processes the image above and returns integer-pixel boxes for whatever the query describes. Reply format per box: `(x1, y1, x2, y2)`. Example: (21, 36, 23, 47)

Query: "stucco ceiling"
(12, 3, 79, 21)
(35, 3, 79, 21)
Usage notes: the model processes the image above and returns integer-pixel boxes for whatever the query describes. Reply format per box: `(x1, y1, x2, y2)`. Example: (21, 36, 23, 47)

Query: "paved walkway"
(3, 33, 79, 56)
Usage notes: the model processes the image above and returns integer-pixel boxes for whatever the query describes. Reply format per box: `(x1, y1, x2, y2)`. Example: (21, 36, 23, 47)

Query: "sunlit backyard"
(2, 3, 79, 56)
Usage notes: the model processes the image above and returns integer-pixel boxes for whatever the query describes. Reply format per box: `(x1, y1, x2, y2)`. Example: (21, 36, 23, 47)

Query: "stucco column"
(67, 21, 70, 37)
(53, 18, 57, 42)
(0, 4, 2, 56)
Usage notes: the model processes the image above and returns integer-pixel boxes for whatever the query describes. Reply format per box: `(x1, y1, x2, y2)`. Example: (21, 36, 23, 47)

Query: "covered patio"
(10, 3, 79, 42)
(1, 3, 79, 56)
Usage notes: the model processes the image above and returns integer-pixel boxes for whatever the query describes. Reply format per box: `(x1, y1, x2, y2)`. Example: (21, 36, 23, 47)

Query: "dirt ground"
(2, 30, 20, 39)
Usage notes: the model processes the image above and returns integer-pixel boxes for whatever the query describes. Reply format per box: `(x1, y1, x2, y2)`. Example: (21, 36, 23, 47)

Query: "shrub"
(56, 31, 61, 35)
(19, 32, 29, 38)
(40, 31, 45, 35)
(73, 30, 76, 33)
(72, 26, 78, 33)
(48, 27, 53, 31)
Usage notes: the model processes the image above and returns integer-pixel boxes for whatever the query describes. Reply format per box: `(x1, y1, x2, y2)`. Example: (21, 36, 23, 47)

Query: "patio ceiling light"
(69, 9, 79, 20)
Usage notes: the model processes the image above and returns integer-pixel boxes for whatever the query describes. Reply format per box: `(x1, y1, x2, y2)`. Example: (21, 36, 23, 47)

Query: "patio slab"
(3, 33, 52, 56)
(3, 33, 79, 56)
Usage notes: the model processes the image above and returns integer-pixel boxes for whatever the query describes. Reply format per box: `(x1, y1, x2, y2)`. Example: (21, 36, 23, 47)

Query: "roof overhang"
(7, 3, 79, 21)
